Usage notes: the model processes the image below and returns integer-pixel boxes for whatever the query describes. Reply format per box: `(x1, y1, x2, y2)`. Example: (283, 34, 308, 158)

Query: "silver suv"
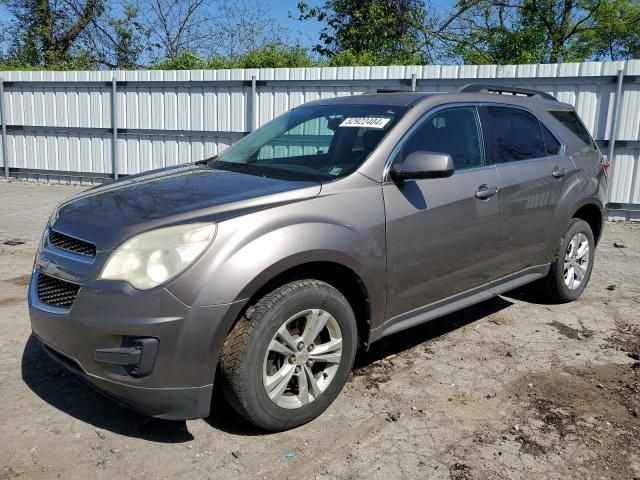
(29, 84, 607, 431)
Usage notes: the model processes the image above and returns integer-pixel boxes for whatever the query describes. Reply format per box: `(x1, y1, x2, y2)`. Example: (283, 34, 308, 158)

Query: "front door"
(383, 106, 502, 320)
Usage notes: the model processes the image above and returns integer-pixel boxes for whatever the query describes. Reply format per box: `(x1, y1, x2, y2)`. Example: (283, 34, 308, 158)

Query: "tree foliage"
(445, 0, 618, 63)
(443, 2, 543, 63)
(151, 44, 315, 69)
(296, 0, 427, 64)
(581, 0, 640, 59)
(2, 0, 104, 68)
(86, 5, 152, 69)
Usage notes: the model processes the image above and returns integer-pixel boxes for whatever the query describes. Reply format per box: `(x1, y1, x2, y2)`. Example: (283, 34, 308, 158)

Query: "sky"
(264, 0, 323, 49)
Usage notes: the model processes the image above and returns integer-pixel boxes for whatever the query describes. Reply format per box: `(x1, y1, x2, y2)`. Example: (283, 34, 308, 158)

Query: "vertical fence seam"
(111, 75, 119, 180)
(0, 78, 8, 180)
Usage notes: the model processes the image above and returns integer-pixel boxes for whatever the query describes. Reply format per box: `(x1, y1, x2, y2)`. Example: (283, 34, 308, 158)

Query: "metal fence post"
(607, 68, 624, 201)
(250, 75, 257, 132)
(411, 73, 417, 92)
(111, 75, 119, 180)
(0, 78, 9, 180)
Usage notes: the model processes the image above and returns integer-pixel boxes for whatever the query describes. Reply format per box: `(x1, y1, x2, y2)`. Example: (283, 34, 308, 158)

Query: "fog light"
(94, 337, 159, 378)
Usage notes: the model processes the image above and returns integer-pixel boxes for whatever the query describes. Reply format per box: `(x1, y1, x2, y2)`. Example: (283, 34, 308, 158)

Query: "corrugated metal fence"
(0, 60, 638, 214)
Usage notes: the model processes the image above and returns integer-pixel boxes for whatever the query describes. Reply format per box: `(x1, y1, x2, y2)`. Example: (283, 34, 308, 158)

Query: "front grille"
(48, 230, 96, 258)
(36, 273, 81, 309)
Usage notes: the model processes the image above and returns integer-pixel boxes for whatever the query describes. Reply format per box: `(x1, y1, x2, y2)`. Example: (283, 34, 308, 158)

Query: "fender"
(568, 196, 606, 243)
(542, 168, 587, 260)
(165, 180, 388, 322)
(232, 248, 372, 304)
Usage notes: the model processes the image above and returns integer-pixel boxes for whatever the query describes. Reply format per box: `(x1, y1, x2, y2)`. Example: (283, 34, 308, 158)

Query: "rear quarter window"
(541, 123, 562, 156)
(550, 111, 594, 148)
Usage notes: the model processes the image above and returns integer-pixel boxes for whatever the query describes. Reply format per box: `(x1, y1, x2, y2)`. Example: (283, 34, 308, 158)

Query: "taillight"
(601, 155, 610, 177)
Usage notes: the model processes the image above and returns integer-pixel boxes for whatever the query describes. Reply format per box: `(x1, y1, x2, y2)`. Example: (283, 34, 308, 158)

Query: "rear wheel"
(539, 218, 595, 302)
(219, 280, 357, 431)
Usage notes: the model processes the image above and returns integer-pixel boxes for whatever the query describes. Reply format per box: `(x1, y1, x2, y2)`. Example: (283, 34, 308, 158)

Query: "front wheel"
(218, 280, 357, 431)
(539, 218, 595, 302)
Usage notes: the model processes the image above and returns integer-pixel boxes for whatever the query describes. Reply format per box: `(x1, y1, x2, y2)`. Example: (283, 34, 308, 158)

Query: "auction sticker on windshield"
(339, 117, 391, 129)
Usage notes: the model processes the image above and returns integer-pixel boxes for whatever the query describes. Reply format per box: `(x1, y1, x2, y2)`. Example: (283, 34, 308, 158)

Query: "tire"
(538, 218, 595, 303)
(218, 280, 358, 431)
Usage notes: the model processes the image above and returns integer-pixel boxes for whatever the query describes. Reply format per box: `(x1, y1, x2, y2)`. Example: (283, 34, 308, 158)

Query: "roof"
(301, 84, 572, 110)
(304, 91, 434, 107)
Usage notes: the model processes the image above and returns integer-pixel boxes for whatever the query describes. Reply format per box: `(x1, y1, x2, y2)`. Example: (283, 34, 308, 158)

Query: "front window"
(398, 106, 484, 170)
(209, 104, 407, 181)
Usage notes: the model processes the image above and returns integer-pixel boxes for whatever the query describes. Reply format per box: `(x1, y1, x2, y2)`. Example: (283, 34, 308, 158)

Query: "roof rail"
(460, 84, 557, 101)
(375, 88, 413, 93)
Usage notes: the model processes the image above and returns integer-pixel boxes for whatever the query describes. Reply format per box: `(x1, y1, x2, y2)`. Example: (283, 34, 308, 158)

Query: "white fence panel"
(0, 60, 638, 211)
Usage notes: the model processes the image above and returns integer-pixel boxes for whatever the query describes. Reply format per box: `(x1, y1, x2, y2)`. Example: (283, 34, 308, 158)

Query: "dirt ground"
(0, 180, 639, 480)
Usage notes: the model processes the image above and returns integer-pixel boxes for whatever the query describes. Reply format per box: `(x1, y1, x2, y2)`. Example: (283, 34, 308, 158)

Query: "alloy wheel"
(564, 232, 590, 290)
(262, 309, 343, 409)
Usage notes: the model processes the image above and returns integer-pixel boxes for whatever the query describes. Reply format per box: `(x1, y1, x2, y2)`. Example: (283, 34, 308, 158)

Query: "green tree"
(151, 50, 211, 69)
(2, 0, 103, 68)
(235, 44, 315, 68)
(151, 44, 315, 70)
(87, 5, 153, 69)
(523, 0, 601, 62)
(446, 1, 549, 63)
(579, 0, 640, 59)
(296, 0, 427, 64)
(447, 0, 603, 63)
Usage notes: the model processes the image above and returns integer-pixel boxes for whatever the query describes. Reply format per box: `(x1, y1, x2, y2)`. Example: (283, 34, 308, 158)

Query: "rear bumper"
(29, 271, 246, 420)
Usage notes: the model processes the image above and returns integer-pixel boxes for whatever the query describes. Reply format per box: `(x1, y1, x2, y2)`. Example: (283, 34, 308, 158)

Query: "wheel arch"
(236, 259, 373, 350)
(571, 201, 605, 245)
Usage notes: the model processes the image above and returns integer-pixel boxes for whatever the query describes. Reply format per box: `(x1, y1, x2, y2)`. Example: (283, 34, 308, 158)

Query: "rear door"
(480, 105, 576, 278)
(383, 105, 502, 319)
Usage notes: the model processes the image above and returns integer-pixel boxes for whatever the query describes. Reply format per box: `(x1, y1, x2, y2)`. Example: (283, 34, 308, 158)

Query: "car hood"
(50, 164, 321, 250)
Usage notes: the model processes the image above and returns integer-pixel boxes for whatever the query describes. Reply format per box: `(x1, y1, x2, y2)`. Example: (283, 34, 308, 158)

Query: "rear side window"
(400, 106, 484, 170)
(483, 106, 546, 163)
(550, 110, 594, 147)
(541, 123, 561, 156)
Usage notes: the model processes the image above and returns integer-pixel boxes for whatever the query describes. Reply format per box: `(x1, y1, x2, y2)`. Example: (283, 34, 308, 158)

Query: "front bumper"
(29, 266, 246, 420)
(38, 337, 213, 419)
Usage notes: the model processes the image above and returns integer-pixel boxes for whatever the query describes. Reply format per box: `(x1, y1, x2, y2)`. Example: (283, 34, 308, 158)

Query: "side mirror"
(390, 151, 454, 181)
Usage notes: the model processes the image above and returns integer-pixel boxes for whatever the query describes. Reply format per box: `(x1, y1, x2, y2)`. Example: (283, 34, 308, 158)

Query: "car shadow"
(398, 180, 427, 210)
(353, 295, 514, 369)
(23, 295, 514, 439)
(204, 387, 268, 436)
(21, 335, 194, 443)
(502, 283, 562, 305)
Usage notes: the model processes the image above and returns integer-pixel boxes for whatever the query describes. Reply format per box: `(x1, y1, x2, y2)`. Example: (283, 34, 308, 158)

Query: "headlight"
(99, 223, 216, 290)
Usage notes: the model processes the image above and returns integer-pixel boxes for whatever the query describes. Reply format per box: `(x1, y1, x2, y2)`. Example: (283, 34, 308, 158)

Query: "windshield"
(209, 104, 407, 181)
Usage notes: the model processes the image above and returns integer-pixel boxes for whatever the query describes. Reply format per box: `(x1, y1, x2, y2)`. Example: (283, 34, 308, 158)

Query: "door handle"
(475, 185, 499, 199)
(552, 167, 567, 178)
